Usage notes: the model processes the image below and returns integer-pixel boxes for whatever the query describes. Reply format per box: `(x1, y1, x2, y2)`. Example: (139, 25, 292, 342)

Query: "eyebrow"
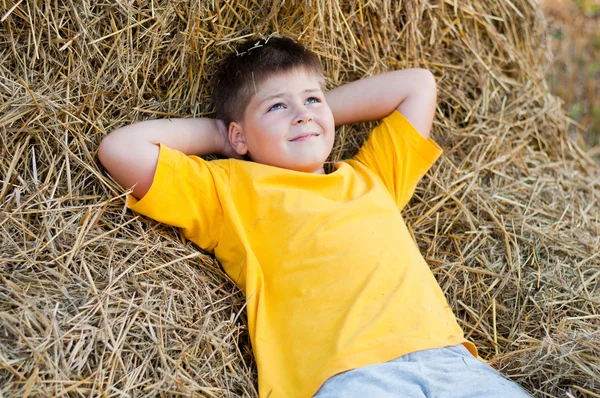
(259, 88, 322, 104)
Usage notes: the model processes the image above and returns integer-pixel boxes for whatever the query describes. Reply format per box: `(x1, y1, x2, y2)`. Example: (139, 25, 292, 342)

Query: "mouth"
(289, 133, 320, 142)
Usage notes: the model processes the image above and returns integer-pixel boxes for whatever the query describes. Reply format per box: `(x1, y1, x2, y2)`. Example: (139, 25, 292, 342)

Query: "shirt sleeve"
(126, 144, 229, 252)
(354, 111, 443, 210)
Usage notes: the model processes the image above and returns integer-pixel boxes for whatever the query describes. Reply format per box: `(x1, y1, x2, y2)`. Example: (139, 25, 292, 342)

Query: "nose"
(293, 109, 313, 125)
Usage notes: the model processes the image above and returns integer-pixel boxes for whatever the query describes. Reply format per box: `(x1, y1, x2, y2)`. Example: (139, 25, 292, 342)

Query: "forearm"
(325, 69, 437, 137)
(98, 117, 225, 198)
(101, 118, 224, 156)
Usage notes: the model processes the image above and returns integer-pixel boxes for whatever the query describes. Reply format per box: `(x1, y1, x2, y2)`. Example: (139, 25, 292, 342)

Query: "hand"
(215, 119, 244, 159)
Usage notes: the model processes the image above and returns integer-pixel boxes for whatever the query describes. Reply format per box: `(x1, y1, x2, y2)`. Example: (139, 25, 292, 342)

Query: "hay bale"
(1, 0, 598, 396)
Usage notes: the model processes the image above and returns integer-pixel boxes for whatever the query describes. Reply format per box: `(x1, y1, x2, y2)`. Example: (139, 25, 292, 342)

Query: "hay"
(1, 0, 599, 396)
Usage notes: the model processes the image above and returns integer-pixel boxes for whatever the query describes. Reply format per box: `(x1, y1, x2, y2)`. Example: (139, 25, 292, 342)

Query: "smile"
(290, 133, 319, 142)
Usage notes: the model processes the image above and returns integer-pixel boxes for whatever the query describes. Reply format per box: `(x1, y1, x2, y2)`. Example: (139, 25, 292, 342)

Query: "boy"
(98, 36, 529, 397)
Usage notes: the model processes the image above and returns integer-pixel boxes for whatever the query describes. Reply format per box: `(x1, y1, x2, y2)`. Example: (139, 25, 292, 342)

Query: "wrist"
(213, 119, 229, 156)
(180, 118, 225, 156)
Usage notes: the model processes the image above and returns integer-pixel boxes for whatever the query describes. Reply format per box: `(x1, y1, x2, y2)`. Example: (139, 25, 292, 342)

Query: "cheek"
(251, 129, 280, 151)
(322, 113, 335, 133)
(320, 107, 334, 123)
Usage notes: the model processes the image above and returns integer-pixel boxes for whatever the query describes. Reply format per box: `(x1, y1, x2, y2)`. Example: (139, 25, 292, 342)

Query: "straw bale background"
(1, 0, 599, 396)
(541, 0, 600, 150)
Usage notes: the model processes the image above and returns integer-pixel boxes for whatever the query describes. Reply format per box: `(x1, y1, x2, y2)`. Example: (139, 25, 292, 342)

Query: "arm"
(324, 68, 437, 138)
(98, 118, 236, 199)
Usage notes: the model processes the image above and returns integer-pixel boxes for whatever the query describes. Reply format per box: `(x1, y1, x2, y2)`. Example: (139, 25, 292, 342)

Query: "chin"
(294, 162, 326, 174)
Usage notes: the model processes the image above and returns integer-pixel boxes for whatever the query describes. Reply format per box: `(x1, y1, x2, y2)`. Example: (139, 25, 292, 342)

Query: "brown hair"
(212, 36, 324, 127)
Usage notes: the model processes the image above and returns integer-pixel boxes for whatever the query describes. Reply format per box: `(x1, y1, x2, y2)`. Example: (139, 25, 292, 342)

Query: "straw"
(1, 0, 599, 396)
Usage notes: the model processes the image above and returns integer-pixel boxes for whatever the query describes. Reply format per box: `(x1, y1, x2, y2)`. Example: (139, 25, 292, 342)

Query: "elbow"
(395, 69, 437, 138)
(419, 68, 437, 105)
(97, 132, 137, 192)
(97, 131, 127, 175)
(97, 134, 115, 170)
(395, 68, 437, 111)
(412, 68, 437, 118)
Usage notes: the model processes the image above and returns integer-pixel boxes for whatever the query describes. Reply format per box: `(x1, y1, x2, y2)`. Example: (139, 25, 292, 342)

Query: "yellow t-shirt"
(128, 111, 477, 398)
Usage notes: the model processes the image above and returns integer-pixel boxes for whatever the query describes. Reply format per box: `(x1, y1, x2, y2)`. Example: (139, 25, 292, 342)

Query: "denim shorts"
(312, 344, 530, 397)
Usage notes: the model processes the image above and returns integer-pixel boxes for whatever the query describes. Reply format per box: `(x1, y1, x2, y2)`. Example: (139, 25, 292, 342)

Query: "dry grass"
(1, 0, 599, 397)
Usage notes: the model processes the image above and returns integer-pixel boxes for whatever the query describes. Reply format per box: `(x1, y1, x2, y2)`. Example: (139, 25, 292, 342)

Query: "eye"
(268, 103, 285, 112)
(305, 97, 321, 104)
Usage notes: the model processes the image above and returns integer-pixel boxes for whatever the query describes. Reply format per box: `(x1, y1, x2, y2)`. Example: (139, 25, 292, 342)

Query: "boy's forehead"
(254, 68, 324, 98)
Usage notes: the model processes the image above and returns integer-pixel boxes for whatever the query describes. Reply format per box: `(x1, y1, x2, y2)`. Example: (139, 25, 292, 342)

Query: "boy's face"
(229, 67, 335, 174)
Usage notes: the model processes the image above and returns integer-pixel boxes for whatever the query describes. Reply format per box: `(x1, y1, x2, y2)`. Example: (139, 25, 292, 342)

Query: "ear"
(229, 121, 248, 155)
